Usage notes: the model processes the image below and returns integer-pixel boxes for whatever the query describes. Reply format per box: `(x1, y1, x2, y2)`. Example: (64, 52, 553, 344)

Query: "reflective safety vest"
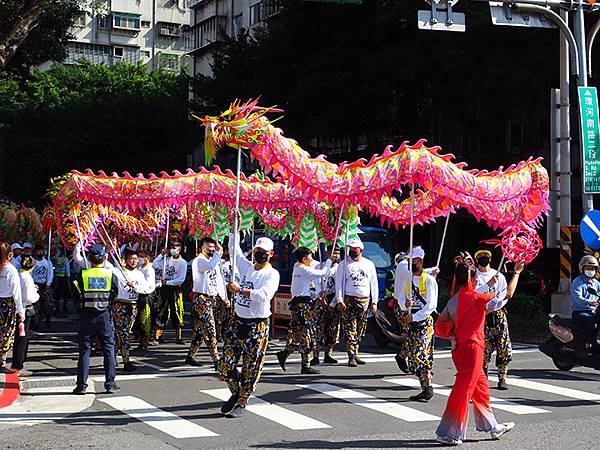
(81, 267, 113, 311)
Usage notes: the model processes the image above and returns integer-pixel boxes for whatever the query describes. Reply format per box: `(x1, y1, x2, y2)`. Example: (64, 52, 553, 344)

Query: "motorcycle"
(538, 286, 600, 371)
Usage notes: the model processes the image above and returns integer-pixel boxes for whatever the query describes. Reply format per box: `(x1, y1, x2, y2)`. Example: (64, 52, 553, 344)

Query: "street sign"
(580, 210, 600, 249)
(578, 87, 600, 194)
(489, 2, 556, 29)
(417, 10, 466, 32)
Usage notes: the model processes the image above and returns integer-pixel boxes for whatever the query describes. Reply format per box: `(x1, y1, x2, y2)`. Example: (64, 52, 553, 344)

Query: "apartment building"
(65, 0, 191, 71)
(187, 0, 283, 77)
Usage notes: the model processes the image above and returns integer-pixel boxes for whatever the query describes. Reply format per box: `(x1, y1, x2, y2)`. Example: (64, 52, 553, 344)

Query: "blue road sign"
(580, 210, 600, 249)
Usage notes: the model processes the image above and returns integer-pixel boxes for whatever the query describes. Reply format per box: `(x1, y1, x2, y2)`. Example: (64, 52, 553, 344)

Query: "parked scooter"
(539, 286, 600, 371)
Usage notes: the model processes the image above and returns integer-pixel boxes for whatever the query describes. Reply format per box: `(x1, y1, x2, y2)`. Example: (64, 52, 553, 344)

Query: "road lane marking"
(488, 375, 600, 401)
(297, 383, 440, 422)
(98, 396, 218, 438)
(200, 388, 330, 430)
(384, 378, 549, 415)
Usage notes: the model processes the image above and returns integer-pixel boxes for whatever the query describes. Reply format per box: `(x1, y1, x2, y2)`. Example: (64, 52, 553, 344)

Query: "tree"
(0, 63, 194, 203)
(0, 0, 83, 72)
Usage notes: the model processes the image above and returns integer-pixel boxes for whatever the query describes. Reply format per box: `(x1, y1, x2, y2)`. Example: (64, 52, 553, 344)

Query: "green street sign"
(579, 86, 600, 194)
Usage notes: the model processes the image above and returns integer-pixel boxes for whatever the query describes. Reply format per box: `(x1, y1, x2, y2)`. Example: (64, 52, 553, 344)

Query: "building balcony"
(185, 15, 228, 53)
(188, 0, 207, 8)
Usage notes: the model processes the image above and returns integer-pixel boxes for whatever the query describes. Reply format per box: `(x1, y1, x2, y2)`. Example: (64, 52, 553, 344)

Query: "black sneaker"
(123, 362, 137, 372)
(276, 350, 288, 372)
(105, 385, 121, 394)
(220, 391, 240, 415)
(395, 354, 410, 374)
(185, 356, 202, 367)
(301, 366, 320, 375)
(213, 360, 220, 372)
(497, 379, 509, 390)
(355, 357, 366, 365)
(409, 386, 434, 402)
(312, 356, 320, 366)
(225, 404, 246, 418)
(323, 354, 338, 364)
(72, 385, 87, 395)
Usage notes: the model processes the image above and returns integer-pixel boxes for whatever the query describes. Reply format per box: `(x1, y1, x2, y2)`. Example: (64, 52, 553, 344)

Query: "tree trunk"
(0, 1, 45, 69)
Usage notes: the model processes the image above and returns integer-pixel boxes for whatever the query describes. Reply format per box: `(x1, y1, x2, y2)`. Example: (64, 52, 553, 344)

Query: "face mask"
(170, 249, 179, 257)
(477, 256, 490, 267)
(411, 263, 420, 273)
(254, 252, 268, 264)
(349, 250, 360, 260)
(585, 270, 596, 278)
(207, 250, 215, 258)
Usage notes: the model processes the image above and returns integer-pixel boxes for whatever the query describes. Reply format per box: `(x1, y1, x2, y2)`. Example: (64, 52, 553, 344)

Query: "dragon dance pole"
(408, 183, 415, 290)
(72, 212, 89, 269)
(47, 228, 52, 260)
(83, 210, 128, 280)
(231, 147, 242, 283)
(435, 214, 451, 269)
(163, 211, 170, 280)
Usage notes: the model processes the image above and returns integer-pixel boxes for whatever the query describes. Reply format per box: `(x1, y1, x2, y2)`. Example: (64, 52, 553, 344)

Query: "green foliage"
(506, 292, 548, 337)
(0, 63, 193, 202)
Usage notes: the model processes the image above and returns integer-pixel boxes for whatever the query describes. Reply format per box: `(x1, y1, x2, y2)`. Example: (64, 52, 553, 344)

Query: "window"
(66, 42, 111, 65)
(113, 46, 124, 58)
(113, 13, 141, 31)
(233, 14, 243, 37)
(158, 22, 181, 37)
(73, 13, 86, 27)
(250, 3, 261, 26)
(97, 15, 110, 30)
(142, 20, 151, 28)
(159, 53, 179, 71)
(141, 50, 151, 58)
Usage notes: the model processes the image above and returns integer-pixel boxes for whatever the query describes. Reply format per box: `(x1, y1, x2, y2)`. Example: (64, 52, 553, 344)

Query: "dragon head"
(196, 98, 282, 165)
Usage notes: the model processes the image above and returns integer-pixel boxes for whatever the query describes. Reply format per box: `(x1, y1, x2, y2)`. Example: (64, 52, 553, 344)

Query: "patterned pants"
(313, 297, 340, 355)
(0, 297, 17, 357)
(188, 294, 219, 361)
(155, 285, 184, 329)
(340, 298, 369, 357)
(219, 316, 270, 407)
(214, 297, 232, 341)
(398, 312, 434, 390)
(35, 284, 54, 324)
(135, 293, 156, 345)
(113, 302, 138, 363)
(484, 308, 512, 381)
(284, 298, 316, 365)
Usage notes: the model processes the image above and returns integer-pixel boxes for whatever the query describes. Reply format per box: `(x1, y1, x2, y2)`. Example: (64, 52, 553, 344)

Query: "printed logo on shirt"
(326, 276, 335, 293)
(208, 269, 218, 288)
(235, 280, 254, 308)
(32, 265, 48, 282)
(165, 265, 176, 280)
(348, 266, 368, 287)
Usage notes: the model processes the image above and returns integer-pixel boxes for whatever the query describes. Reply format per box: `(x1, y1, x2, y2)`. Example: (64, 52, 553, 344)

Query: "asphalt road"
(1, 315, 600, 450)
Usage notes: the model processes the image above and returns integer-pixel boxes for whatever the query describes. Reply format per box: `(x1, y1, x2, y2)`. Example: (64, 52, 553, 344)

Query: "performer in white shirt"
(0, 243, 24, 373)
(314, 246, 341, 364)
(112, 249, 148, 372)
(31, 245, 54, 329)
(394, 246, 438, 402)
(134, 250, 157, 352)
(215, 244, 234, 341)
(186, 237, 228, 370)
(219, 232, 279, 418)
(276, 246, 332, 374)
(334, 238, 378, 367)
(152, 242, 187, 344)
(10, 243, 23, 270)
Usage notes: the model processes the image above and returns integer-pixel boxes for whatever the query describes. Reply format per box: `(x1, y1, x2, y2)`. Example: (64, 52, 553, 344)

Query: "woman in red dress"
(435, 254, 515, 445)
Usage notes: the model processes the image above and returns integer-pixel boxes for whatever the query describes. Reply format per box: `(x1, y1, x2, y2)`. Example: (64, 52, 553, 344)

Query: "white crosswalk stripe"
(384, 378, 550, 415)
(297, 383, 440, 422)
(200, 388, 331, 430)
(488, 375, 600, 401)
(99, 396, 219, 438)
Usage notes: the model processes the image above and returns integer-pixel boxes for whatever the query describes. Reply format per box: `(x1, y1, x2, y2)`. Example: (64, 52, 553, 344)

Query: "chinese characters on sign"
(579, 87, 600, 194)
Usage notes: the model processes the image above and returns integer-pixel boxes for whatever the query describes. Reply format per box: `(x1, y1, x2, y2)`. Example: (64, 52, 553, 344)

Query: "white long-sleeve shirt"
(229, 233, 280, 319)
(113, 267, 148, 302)
(0, 263, 24, 316)
(321, 264, 338, 297)
(153, 255, 187, 286)
(475, 268, 508, 312)
(19, 270, 40, 307)
(32, 258, 54, 286)
(192, 252, 227, 299)
(334, 256, 379, 304)
(291, 259, 332, 298)
(395, 273, 438, 322)
(138, 263, 157, 294)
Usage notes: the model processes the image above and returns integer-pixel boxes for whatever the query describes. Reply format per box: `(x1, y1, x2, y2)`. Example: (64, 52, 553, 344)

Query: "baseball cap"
(88, 243, 106, 259)
(22, 242, 32, 249)
(254, 237, 274, 252)
(347, 238, 364, 250)
(409, 246, 425, 259)
(10, 243, 23, 251)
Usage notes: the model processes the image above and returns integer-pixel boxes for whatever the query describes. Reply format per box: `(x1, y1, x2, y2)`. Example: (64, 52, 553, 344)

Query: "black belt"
(236, 316, 269, 324)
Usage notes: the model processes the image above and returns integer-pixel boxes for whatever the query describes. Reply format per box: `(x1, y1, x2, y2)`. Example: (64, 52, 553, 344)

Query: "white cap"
(347, 238, 364, 250)
(255, 237, 274, 252)
(409, 246, 425, 259)
(10, 243, 23, 250)
(22, 242, 33, 249)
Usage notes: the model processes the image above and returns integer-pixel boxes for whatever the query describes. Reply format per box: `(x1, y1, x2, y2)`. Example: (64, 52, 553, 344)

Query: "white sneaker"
(436, 435, 463, 446)
(490, 422, 515, 439)
(14, 369, 32, 377)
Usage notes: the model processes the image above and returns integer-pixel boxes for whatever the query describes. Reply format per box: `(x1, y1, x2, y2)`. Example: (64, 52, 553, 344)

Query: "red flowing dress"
(435, 286, 499, 441)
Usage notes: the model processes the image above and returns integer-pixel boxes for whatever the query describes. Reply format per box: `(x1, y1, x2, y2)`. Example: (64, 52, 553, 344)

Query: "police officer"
(72, 244, 120, 394)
